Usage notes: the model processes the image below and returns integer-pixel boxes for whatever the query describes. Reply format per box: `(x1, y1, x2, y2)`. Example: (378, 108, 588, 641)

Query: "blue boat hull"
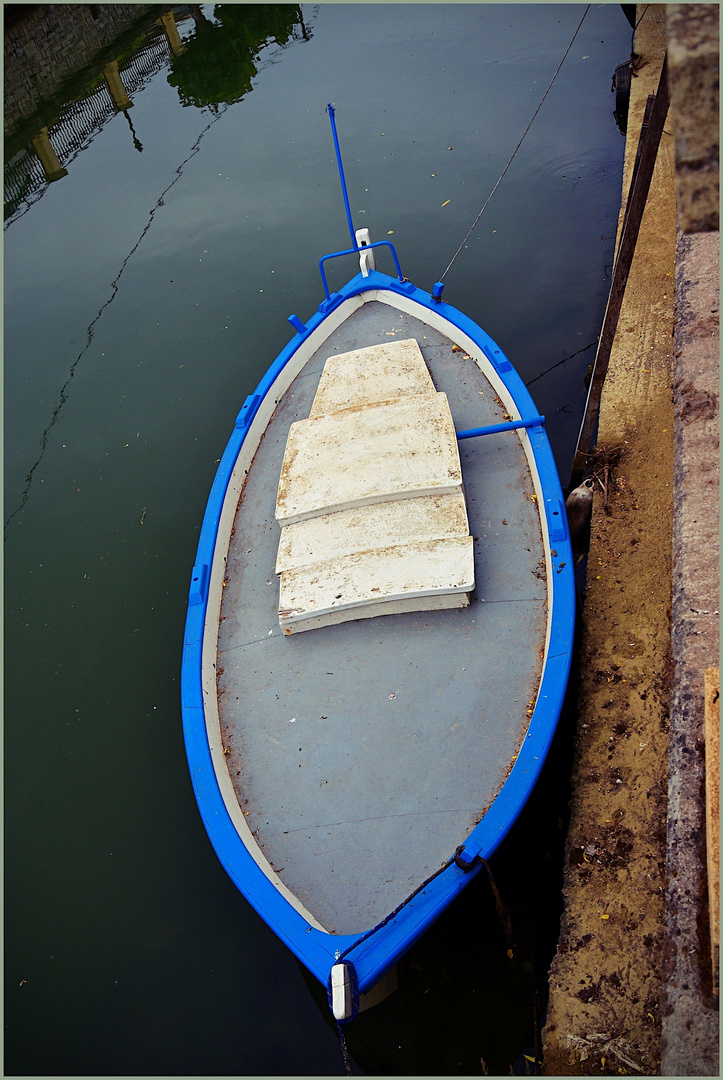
(181, 268, 575, 1018)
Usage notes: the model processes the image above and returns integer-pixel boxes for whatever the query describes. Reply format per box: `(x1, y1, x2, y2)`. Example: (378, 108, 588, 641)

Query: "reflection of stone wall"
(4, 4, 153, 137)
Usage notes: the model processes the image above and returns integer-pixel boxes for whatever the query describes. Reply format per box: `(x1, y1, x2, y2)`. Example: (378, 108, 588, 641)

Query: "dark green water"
(5, 5, 630, 1074)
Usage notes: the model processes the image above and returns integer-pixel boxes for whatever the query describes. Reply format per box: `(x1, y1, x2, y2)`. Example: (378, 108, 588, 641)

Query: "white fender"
(330, 962, 354, 1020)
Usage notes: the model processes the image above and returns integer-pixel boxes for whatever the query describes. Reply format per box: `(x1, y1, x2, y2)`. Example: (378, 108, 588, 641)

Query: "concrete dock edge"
(542, 5, 719, 1074)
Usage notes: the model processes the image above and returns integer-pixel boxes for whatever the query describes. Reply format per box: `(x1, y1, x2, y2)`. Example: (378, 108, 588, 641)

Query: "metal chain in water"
(337, 1022, 354, 1076)
(438, 5, 591, 284)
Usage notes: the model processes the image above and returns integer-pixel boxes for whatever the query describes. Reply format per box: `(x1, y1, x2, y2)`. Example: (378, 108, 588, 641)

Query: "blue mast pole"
(326, 104, 358, 251)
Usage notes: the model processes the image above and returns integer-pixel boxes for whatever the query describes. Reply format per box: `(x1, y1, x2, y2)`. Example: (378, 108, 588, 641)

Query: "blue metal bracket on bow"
(318, 241, 405, 301)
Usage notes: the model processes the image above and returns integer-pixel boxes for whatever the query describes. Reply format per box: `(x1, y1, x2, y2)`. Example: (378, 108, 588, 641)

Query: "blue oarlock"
(287, 314, 307, 335)
(235, 394, 261, 431)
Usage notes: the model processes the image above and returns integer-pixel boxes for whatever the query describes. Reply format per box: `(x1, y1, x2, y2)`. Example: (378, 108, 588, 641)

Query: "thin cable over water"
(438, 5, 591, 284)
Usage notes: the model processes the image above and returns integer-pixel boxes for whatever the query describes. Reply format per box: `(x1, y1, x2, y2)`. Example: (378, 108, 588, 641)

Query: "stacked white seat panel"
(274, 340, 475, 633)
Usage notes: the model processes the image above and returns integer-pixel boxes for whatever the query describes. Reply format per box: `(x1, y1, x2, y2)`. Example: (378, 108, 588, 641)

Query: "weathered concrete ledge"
(662, 224, 719, 1077)
(542, 5, 719, 1074)
(667, 3, 720, 232)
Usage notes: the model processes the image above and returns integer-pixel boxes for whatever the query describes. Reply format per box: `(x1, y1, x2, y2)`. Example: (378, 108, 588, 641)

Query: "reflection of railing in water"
(35, 22, 172, 164)
(113, 21, 176, 95)
(4, 18, 175, 226)
(5, 147, 46, 220)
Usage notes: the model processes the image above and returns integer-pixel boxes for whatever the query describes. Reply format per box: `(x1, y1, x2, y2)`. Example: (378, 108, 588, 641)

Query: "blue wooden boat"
(181, 107, 575, 1022)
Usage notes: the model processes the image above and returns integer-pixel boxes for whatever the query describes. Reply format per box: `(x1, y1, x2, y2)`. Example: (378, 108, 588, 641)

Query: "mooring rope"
(438, 5, 591, 284)
(633, 5, 650, 34)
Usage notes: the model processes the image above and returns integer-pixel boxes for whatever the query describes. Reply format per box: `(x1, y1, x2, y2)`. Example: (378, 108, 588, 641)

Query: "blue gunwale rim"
(181, 268, 575, 998)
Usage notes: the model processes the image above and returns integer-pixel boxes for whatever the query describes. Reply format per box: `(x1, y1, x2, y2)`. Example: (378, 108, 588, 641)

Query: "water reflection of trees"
(167, 5, 307, 110)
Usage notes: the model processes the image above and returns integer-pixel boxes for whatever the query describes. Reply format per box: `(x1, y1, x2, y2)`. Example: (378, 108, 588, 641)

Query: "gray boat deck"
(216, 300, 546, 935)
